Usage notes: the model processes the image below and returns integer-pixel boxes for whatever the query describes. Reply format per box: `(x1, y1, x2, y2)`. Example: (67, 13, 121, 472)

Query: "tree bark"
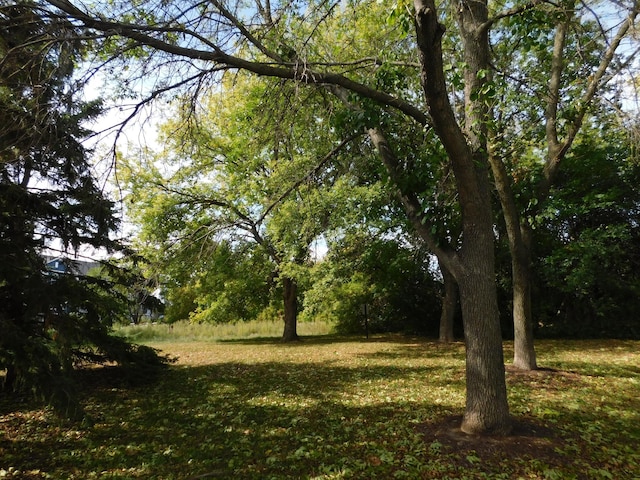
(281, 276, 299, 342)
(414, 0, 511, 435)
(371, 124, 510, 433)
(438, 258, 457, 343)
(458, 242, 511, 435)
(488, 152, 538, 370)
(511, 224, 537, 369)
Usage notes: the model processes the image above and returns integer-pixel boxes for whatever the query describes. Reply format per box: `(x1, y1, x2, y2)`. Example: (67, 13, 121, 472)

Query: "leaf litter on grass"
(1, 336, 639, 479)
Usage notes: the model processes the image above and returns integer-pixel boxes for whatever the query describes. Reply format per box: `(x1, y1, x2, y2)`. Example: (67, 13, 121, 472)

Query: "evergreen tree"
(0, 2, 165, 415)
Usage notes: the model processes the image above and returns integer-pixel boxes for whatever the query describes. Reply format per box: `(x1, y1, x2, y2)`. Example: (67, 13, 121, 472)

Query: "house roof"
(45, 256, 101, 276)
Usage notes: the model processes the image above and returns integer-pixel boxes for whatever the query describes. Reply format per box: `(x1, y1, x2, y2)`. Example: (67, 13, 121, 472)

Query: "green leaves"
(530, 129, 640, 337)
(302, 236, 441, 335)
(125, 72, 376, 329)
(385, 0, 413, 34)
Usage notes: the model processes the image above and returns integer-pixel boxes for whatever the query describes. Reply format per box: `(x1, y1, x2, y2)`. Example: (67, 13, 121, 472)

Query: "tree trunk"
(371, 124, 511, 436)
(488, 153, 538, 370)
(457, 235, 511, 435)
(411, 0, 512, 435)
(511, 224, 537, 369)
(452, 147, 511, 435)
(438, 258, 457, 343)
(281, 276, 299, 342)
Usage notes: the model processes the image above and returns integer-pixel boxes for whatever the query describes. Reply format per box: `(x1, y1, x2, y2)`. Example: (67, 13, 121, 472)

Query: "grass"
(112, 319, 335, 343)
(1, 335, 639, 479)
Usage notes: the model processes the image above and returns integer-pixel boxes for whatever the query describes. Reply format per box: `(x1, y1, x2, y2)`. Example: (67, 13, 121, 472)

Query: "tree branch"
(481, 0, 544, 33)
(210, 0, 283, 62)
(44, 0, 428, 126)
(367, 126, 460, 276)
(543, 12, 570, 159)
(540, 3, 640, 198)
(259, 133, 361, 223)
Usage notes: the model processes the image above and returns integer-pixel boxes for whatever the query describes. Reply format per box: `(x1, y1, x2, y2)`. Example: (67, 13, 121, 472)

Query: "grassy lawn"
(1, 335, 639, 479)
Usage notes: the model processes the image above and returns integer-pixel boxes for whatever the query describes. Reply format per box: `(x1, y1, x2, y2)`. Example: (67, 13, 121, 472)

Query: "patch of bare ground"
(506, 365, 583, 380)
(418, 369, 578, 473)
(417, 415, 570, 474)
(419, 414, 560, 457)
(417, 366, 593, 475)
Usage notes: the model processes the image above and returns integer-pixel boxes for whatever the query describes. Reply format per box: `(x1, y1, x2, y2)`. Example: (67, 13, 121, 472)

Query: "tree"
(98, 256, 165, 325)
(123, 75, 352, 341)
(0, 2, 165, 414)
(533, 125, 640, 338)
(482, 1, 640, 370)
(34, 0, 640, 434)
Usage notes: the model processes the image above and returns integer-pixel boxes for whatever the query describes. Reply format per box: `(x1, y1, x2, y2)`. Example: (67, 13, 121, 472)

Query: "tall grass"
(112, 318, 335, 343)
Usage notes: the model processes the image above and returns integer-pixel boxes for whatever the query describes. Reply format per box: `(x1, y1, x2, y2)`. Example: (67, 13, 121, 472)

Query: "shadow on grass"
(535, 338, 640, 352)
(216, 332, 435, 346)
(2, 359, 457, 479)
(4, 358, 639, 479)
(540, 360, 640, 379)
(219, 334, 469, 361)
(2, 338, 640, 479)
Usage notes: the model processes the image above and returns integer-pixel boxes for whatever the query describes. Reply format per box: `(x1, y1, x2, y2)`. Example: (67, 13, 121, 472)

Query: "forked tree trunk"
(370, 125, 511, 435)
(438, 259, 457, 343)
(281, 276, 299, 342)
(413, 0, 512, 435)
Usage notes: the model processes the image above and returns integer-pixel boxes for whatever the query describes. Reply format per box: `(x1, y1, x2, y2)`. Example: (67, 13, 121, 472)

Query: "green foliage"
(98, 256, 165, 325)
(385, 0, 413, 34)
(0, 3, 167, 415)
(303, 235, 441, 335)
(532, 131, 640, 338)
(186, 242, 273, 325)
(123, 72, 400, 332)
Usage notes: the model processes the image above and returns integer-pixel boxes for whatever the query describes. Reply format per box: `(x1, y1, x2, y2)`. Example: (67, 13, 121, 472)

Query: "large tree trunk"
(281, 276, 299, 342)
(438, 259, 457, 343)
(413, 0, 511, 435)
(457, 228, 511, 435)
(369, 131, 511, 435)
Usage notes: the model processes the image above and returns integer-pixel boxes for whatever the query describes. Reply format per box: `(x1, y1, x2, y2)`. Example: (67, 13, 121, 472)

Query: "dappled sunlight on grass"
(1, 337, 639, 479)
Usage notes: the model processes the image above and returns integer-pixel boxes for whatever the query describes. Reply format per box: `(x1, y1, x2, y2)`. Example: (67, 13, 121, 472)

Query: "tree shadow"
(1, 358, 455, 479)
(217, 332, 432, 346)
(358, 340, 466, 361)
(5, 357, 636, 479)
(3, 338, 639, 479)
